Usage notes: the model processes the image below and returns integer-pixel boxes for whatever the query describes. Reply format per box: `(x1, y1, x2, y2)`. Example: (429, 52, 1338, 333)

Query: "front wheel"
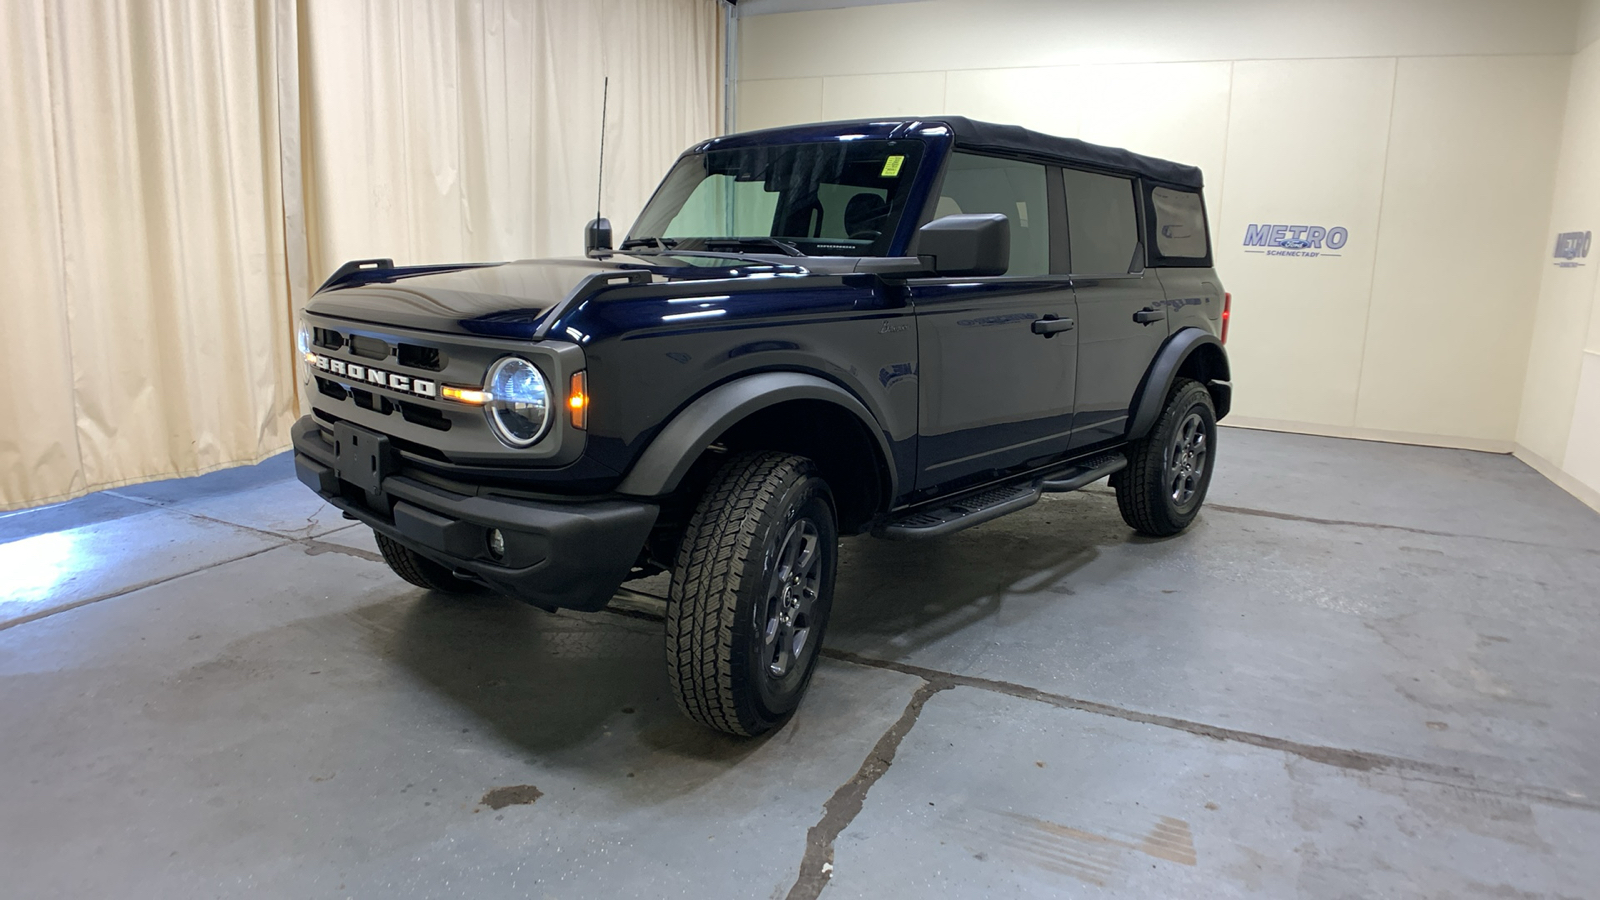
(666, 452, 838, 737)
(1115, 378, 1217, 537)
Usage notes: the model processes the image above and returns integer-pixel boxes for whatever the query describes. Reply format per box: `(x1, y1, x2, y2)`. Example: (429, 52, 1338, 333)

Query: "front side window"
(1062, 168, 1139, 275)
(932, 152, 1050, 276)
(627, 140, 924, 257)
(1151, 186, 1209, 259)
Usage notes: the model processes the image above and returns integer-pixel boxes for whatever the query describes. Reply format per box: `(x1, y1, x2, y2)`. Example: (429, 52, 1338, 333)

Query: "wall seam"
(1515, 41, 1589, 460)
(1216, 61, 1235, 227)
(1348, 56, 1402, 430)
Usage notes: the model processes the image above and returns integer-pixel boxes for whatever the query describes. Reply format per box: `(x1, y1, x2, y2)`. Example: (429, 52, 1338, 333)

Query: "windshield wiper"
(701, 237, 806, 257)
(619, 236, 679, 251)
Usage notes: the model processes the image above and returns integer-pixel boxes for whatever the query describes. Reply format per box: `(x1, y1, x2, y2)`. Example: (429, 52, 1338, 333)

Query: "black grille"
(398, 343, 445, 370)
(398, 400, 450, 431)
(315, 376, 348, 401)
(350, 388, 392, 415)
(348, 334, 391, 360)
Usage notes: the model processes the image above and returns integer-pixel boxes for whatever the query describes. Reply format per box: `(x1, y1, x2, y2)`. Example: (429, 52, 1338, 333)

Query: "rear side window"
(935, 152, 1050, 276)
(1151, 187, 1209, 259)
(1062, 168, 1139, 275)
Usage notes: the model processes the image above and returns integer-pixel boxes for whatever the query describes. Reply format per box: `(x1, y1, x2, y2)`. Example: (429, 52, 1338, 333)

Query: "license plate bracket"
(332, 421, 395, 497)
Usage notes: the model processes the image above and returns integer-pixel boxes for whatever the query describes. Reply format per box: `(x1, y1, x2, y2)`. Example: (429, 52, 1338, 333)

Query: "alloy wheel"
(759, 518, 822, 678)
(1165, 411, 1208, 509)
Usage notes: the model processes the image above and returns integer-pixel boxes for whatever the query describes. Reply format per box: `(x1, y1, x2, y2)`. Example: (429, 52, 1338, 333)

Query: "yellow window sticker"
(880, 155, 905, 177)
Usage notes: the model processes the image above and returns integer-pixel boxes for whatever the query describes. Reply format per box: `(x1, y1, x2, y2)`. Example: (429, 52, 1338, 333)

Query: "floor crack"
(821, 649, 1600, 814)
(784, 679, 952, 900)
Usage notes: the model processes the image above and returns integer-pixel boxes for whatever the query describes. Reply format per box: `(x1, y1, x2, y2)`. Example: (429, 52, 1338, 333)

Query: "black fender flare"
(615, 371, 898, 499)
(1126, 328, 1231, 441)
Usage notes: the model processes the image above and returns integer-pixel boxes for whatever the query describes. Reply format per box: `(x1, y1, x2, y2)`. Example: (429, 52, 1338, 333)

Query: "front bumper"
(291, 416, 657, 611)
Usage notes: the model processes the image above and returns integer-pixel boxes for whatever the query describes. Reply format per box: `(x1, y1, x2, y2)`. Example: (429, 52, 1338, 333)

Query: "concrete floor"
(2, 427, 1598, 898)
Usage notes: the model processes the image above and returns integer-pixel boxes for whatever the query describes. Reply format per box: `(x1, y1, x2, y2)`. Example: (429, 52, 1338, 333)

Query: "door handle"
(1133, 307, 1166, 324)
(1031, 316, 1075, 337)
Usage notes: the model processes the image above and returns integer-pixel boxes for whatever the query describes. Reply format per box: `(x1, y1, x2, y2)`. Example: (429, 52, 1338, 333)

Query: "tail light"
(1221, 292, 1231, 344)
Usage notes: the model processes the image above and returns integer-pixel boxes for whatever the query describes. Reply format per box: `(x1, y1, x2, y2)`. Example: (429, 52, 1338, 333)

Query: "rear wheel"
(375, 532, 486, 594)
(666, 452, 838, 737)
(1115, 378, 1217, 537)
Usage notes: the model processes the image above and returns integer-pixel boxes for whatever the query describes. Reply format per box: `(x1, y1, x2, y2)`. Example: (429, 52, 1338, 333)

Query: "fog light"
(487, 528, 506, 560)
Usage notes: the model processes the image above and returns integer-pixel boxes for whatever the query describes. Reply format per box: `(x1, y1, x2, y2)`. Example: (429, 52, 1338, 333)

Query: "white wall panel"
(944, 66, 1082, 138)
(1073, 62, 1233, 220)
(1358, 56, 1568, 443)
(819, 71, 947, 120)
(1563, 351, 1600, 494)
(742, 0, 1584, 81)
(1519, 41, 1600, 461)
(1581, 0, 1600, 50)
(1215, 58, 1396, 427)
(738, 77, 824, 131)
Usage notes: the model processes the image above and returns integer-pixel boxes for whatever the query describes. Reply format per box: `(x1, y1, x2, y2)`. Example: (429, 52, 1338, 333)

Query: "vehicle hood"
(304, 254, 809, 339)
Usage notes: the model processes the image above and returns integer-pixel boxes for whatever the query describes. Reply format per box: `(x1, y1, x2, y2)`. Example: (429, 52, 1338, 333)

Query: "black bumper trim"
(291, 416, 657, 611)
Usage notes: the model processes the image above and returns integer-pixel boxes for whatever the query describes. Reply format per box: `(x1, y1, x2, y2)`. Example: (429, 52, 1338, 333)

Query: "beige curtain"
(0, 0, 723, 512)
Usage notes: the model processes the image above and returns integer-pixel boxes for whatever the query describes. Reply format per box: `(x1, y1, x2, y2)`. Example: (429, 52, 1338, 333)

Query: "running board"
(874, 482, 1041, 540)
(875, 453, 1128, 541)
(1039, 453, 1127, 493)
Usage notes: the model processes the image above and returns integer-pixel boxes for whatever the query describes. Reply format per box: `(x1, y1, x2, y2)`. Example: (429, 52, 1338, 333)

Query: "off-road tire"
(666, 452, 838, 737)
(1116, 378, 1217, 537)
(375, 532, 485, 594)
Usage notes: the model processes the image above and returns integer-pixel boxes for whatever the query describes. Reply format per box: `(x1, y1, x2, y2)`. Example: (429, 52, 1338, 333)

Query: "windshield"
(626, 139, 925, 257)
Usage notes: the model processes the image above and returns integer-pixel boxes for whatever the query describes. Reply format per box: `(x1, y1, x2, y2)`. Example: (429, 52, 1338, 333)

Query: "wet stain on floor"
(481, 785, 543, 810)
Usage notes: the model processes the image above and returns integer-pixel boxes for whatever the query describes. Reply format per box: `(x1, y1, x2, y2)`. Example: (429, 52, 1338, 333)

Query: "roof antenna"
(585, 77, 613, 256)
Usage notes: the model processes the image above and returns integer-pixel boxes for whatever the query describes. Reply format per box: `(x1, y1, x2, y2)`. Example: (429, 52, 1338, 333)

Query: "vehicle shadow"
(356, 488, 1157, 794)
(360, 588, 768, 797)
(825, 489, 1136, 660)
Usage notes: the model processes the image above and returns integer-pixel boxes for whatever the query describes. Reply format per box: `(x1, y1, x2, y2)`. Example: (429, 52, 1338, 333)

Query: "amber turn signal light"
(568, 371, 588, 429)
(441, 385, 493, 405)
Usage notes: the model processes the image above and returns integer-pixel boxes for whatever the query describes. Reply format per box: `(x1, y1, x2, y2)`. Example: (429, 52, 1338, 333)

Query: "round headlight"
(485, 357, 551, 447)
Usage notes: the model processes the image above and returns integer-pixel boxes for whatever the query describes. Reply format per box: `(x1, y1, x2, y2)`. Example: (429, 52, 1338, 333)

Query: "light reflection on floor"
(0, 531, 79, 609)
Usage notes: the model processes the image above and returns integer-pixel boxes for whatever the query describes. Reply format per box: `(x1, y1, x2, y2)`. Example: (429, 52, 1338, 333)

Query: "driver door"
(912, 154, 1079, 491)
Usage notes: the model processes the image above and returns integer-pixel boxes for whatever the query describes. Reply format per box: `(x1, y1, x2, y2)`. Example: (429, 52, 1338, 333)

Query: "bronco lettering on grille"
(312, 354, 437, 399)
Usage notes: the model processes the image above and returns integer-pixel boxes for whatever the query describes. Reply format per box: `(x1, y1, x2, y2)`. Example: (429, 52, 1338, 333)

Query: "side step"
(1039, 453, 1127, 493)
(874, 453, 1128, 541)
(874, 482, 1041, 540)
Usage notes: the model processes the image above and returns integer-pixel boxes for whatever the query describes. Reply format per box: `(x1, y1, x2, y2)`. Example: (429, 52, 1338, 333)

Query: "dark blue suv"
(291, 117, 1232, 735)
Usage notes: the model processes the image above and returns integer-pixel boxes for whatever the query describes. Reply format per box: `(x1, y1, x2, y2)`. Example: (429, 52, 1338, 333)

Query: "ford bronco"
(291, 117, 1232, 736)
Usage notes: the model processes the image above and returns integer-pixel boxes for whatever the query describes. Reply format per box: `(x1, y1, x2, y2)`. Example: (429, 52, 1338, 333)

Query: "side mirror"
(916, 213, 1009, 277)
(585, 217, 613, 255)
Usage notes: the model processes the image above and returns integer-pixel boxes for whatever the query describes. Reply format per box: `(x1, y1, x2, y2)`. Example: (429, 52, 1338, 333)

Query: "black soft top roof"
(707, 117, 1206, 191)
(937, 116, 1203, 190)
